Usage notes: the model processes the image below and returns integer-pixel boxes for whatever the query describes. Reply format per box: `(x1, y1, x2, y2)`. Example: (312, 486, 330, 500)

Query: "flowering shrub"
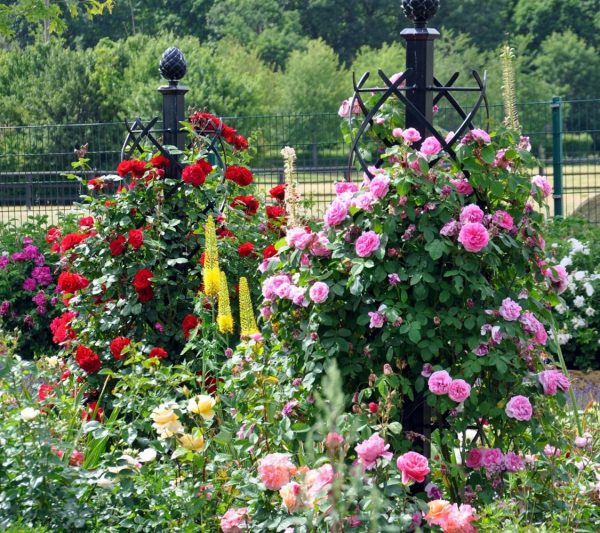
(546, 219, 600, 370)
(259, 94, 576, 504)
(0, 216, 68, 357)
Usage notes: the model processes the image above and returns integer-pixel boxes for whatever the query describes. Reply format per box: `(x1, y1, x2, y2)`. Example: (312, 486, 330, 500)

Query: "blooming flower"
(151, 402, 183, 438)
(402, 128, 422, 144)
(368, 174, 390, 199)
(20, 407, 40, 421)
(280, 482, 302, 512)
(258, 453, 296, 490)
(75, 345, 102, 374)
(465, 448, 485, 469)
(448, 379, 471, 403)
(531, 175, 552, 198)
(450, 178, 474, 195)
(420, 136, 442, 156)
(499, 298, 521, 321)
(492, 210, 514, 230)
(355, 433, 393, 470)
(458, 223, 490, 252)
(505, 395, 533, 421)
(355, 231, 381, 257)
(538, 370, 570, 395)
(428, 370, 452, 395)
(396, 451, 430, 484)
(179, 432, 205, 451)
(220, 507, 250, 533)
(459, 204, 484, 224)
(187, 395, 216, 420)
(309, 281, 329, 304)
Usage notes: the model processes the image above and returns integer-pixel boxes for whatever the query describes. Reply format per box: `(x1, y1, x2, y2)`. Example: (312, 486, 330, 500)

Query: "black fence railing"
(1, 99, 599, 223)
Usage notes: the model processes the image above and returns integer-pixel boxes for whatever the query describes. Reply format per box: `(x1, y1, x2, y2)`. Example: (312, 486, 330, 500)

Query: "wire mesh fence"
(1, 99, 599, 224)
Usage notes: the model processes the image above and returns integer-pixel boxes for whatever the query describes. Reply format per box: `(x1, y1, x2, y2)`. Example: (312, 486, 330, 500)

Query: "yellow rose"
(179, 432, 205, 451)
(187, 395, 216, 420)
(151, 402, 179, 426)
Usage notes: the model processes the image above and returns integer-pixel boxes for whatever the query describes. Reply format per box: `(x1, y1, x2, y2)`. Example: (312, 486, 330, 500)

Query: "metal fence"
(1, 98, 599, 223)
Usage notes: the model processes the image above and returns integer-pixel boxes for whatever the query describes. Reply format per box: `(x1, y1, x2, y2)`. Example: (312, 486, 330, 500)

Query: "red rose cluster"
(78, 216, 94, 229)
(224, 165, 253, 187)
(149, 347, 168, 359)
(54, 231, 95, 254)
(182, 159, 213, 187)
(189, 111, 249, 151)
(75, 345, 102, 374)
(57, 272, 89, 294)
(132, 268, 154, 303)
(109, 229, 144, 256)
(110, 336, 131, 359)
(50, 311, 77, 344)
(238, 242, 255, 257)
(117, 159, 147, 179)
(183, 314, 200, 339)
(149, 154, 171, 169)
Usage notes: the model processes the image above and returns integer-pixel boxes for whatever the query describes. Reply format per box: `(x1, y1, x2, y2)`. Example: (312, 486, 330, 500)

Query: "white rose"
(20, 407, 40, 421)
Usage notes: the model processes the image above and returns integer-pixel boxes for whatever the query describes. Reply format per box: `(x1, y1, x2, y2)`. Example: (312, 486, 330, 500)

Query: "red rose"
(136, 286, 154, 303)
(149, 347, 168, 359)
(216, 227, 236, 239)
(231, 195, 259, 216)
(58, 272, 89, 293)
(368, 402, 379, 413)
(82, 402, 104, 422)
(196, 158, 213, 175)
(221, 124, 237, 144)
(196, 370, 220, 395)
(117, 159, 147, 178)
(78, 216, 94, 228)
(87, 178, 104, 190)
(38, 383, 54, 402)
(182, 163, 208, 186)
(69, 450, 86, 465)
(266, 205, 286, 219)
(238, 242, 255, 257)
(109, 235, 127, 256)
(128, 229, 144, 250)
(75, 345, 102, 374)
(50, 311, 77, 344)
(59, 232, 87, 252)
(224, 165, 253, 187)
(263, 244, 277, 259)
(46, 227, 62, 244)
(269, 184, 286, 201)
(183, 314, 200, 339)
(150, 154, 171, 169)
(110, 336, 131, 359)
(233, 134, 249, 151)
(132, 269, 153, 290)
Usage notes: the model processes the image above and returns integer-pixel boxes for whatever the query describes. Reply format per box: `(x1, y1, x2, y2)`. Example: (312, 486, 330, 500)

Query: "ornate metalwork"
(402, 0, 440, 28)
(347, 69, 488, 178)
(159, 47, 187, 84)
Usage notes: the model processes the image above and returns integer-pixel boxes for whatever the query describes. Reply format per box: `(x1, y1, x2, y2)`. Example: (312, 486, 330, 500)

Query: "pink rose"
(309, 231, 331, 257)
(543, 264, 568, 294)
(369, 174, 390, 199)
(538, 370, 570, 395)
(543, 444, 560, 457)
(471, 128, 491, 143)
(262, 275, 291, 300)
(389, 72, 406, 86)
(531, 175, 552, 198)
(458, 222, 490, 252)
(448, 379, 471, 403)
(440, 220, 460, 237)
(338, 99, 351, 118)
(325, 432, 344, 451)
(324, 199, 349, 227)
(304, 464, 334, 506)
(220, 507, 250, 533)
(351, 192, 375, 211)
(396, 451, 430, 484)
(286, 227, 314, 250)
(428, 370, 452, 395)
(257, 453, 296, 490)
(520, 311, 547, 345)
(459, 204, 484, 224)
(368, 310, 385, 328)
(505, 395, 533, 421)
(504, 451, 524, 472)
(492, 210, 514, 230)
(392, 127, 403, 138)
(402, 128, 422, 144)
(309, 282, 329, 304)
(355, 433, 393, 470)
(420, 136, 442, 156)
(482, 448, 504, 471)
(499, 297, 521, 321)
(355, 231, 381, 257)
(465, 448, 485, 469)
(450, 178, 474, 196)
(335, 182, 359, 196)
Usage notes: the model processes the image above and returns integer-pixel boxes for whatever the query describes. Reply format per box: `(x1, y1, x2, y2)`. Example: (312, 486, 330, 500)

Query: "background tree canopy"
(0, 0, 597, 125)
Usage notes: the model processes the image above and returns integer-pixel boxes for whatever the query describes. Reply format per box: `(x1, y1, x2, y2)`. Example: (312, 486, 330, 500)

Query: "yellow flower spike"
(239, 277, 259, 336)
(217, 271, 234, 334)
(203, 215, 220, 297)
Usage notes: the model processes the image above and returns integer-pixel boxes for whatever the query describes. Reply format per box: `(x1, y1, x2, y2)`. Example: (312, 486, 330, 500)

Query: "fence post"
(551, 96, 564, 217)
(158, 47, 189, 178)
(25, 175, 33, 210)
(399, 0, 440, 472)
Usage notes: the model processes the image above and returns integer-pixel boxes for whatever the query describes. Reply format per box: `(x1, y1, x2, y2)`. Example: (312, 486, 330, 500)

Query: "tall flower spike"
(281, 146, 301, 229)
(239, 277, 259, 336)
(501, 44, 520, 132)
(203, 215, 220, 297)
(217, 271, 234, 334)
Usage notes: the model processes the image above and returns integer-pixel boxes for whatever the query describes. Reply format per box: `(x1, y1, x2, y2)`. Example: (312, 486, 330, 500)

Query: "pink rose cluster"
(428, 370, 472, 403)
(465, 447, 525, 474)
(220, 506, 250, 532)
(542, 264, 568, 294)
(286, 227, 331, 257)
(519, 311, 548, 345)
(538, 369, 570, 395)
(279, 463, 334, 511)
(262, 274, 308, 307)
(424, 500, 478, 533)
(505, 395, 533, 421)
(439, 204, 495, 253)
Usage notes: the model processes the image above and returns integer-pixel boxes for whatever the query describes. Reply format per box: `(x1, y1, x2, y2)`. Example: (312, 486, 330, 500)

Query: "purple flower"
(388, 273, 400, 285)
(425, 482, 443, 500)
(32, 291, 47, 306)
(281, 400, 299, 418)
(368, 310, 385, 329)
(421, 363, 434, 377)
(50, 297, 58, 307)
(0, 300, 10, 316)
(31, 266, 52, 286)
(22, 278, 37, 291)
(0, 255, 9, 270)
(23, 315, 34, 329)
(35, 305, 47, 316)
(154, 322, 164, 333)
(22, 245, 40, 260)
(22, 236, 34, 245)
